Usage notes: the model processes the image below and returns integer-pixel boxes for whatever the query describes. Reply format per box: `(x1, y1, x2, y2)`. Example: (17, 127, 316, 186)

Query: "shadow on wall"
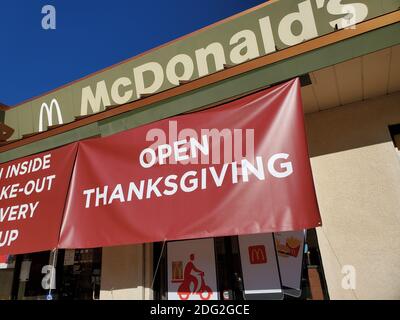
(304, 92, 400, 158)
(100, 244, 152, 295)
(0, 109, 6, 123)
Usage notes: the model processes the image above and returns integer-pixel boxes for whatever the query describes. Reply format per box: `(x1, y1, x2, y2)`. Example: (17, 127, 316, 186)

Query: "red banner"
(0, 254, 7, 264)
(0, 143, 78, 255)
(59, 79, 321, 249)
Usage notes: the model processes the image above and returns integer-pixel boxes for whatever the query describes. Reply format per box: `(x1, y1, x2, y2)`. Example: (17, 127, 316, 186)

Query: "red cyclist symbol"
(177, 254, 212, 300)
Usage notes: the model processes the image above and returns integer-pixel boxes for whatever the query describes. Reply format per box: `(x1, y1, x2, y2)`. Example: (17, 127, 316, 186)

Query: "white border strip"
(245, 289, 282, 294)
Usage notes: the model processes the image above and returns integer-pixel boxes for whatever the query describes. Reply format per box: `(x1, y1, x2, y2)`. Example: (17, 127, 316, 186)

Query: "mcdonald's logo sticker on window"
(39, 98, 64, 132)
(172, 261, 183, 282)
(248, 245, 267, 264)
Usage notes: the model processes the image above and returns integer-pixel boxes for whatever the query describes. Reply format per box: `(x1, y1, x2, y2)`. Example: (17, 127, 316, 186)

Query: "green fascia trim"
(0, 123, 99, 163)
(0, 110, 5, 123)
(1, 22, 399, 163)
(98, 22, 400, 136)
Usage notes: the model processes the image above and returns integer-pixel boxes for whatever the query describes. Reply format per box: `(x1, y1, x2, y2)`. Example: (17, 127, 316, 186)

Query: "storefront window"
(0, 249, 102, 300)
(58, 249, 102, 300)
(153, 230, 329, 300)
(0, 255, 16, 300)
(152, 242, 168, 300)
(16, 251, 53, 300)
(291, 229, 330, 300)
(214, 237, 245, 300)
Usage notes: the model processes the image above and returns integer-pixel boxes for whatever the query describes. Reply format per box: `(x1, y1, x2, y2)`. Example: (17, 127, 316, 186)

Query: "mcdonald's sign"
(248, 245, 267, 264)
(38, 98, 63, 132)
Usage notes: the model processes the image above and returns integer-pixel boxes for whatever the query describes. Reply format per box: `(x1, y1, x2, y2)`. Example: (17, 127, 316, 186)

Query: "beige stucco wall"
(99, 244, 153, 300)
(306, 92, 400, 300)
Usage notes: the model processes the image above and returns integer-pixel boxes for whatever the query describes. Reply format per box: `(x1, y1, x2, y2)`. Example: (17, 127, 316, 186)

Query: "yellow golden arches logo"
(172, 261, 183, 283)
(39, 99, 63, 132)
(248, 245, 267, 264)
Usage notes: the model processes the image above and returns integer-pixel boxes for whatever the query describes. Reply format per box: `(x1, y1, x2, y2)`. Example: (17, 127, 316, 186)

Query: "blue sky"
(0, 0, 265, 105)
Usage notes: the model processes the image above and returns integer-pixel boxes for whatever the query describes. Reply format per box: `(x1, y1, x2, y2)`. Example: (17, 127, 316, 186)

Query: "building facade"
(0, 0, 400, 300)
